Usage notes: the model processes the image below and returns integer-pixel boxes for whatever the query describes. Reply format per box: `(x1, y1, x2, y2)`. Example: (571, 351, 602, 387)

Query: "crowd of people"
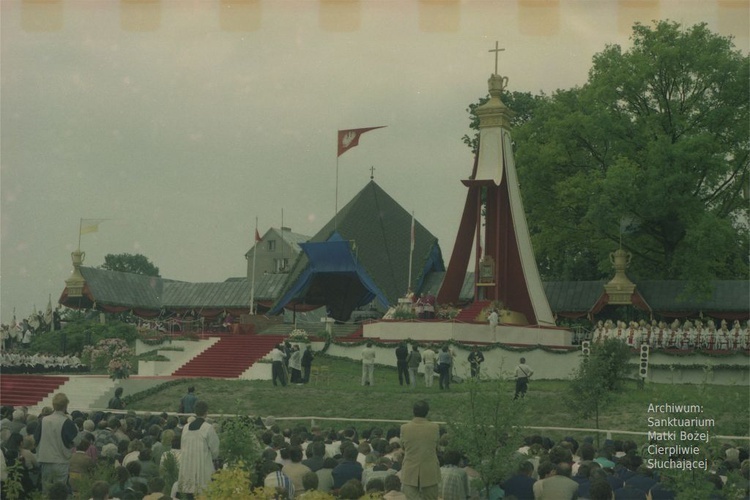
(1, 395, 748, 500)
(270, 342, 315, 387)
(368, 343, 532, 397)
(0, 352, 85, 374)
(590, 319, 750, 351)
(1, 308, 63, 350)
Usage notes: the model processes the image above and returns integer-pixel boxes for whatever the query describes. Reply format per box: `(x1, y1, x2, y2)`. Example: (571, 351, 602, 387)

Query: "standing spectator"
(180, 386, 198, 414)
(421, 345, 436, 388)
(395, 342, 410, 387)
(108, 387, 125, 410)
(400, 400, 440, 500)
(301, 345, 314, 384)
(177, 401, 219, 499)
(467, 348, 484, 379)
(283, 341, 292, 370)
(21, 323, 32, 349)
(361, 342, 376, 386)
(406, 345, 421, 390)
(271, 345, 288, 387)
(437, 346, 452, 390)
(289, 345, 303, 384)
(514, 357, 534, 399)
(34, 392, 78, 493)
(488, 309, 499, 340)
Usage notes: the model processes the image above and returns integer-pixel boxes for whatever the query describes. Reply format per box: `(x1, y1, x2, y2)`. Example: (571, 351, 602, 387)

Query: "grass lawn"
(127, 354, 750, 444)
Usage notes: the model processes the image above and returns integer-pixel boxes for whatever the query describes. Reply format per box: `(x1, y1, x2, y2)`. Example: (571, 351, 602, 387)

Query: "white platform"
(363, 320, 573, 346)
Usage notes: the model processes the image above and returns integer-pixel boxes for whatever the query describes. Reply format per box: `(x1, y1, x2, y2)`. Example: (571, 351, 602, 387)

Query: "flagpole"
(408, 211, 415, 294)
(335, 155, 339, 231)
(250, 217, 258, 315)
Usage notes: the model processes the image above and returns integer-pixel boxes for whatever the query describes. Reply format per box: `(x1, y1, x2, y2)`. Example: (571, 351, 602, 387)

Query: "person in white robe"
(178, 401, 219, 498)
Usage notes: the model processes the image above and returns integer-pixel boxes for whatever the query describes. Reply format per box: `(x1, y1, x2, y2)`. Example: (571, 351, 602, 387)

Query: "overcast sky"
(1, 0, 747, 323)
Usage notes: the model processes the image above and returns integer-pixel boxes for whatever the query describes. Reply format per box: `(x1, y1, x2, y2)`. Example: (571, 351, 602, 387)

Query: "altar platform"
(362, 320, 572, 348)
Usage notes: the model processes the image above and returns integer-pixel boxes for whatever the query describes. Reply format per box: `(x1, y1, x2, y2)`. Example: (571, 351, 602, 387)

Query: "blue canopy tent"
(268, 234, 390, 320)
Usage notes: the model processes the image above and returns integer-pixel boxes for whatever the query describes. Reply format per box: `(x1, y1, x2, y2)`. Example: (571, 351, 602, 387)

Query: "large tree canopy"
(100, 253, 161, 277)
(470, 21, 749, 288)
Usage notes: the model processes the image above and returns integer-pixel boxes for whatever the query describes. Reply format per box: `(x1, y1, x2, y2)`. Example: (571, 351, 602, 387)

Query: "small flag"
(337, 126, 386, 157)
(255, 229, 262, 242)
(80, 219, 106, 235)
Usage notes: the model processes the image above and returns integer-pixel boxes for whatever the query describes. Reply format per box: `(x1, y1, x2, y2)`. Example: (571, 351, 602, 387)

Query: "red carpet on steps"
(172, 334, 285, 378)
(454, 300, 491, 323)
(0, 375, 69, 407)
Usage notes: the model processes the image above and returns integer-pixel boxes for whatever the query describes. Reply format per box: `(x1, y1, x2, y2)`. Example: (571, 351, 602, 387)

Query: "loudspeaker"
(639, 344, 649, 378)
(581, 341, 590, 357)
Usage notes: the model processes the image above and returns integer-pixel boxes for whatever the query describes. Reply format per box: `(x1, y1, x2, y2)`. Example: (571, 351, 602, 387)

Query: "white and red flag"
(337, 126, 386, 157)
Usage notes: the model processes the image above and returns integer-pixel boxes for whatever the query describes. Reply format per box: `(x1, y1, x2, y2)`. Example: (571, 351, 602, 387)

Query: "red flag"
(337, 126, 386, 157)
(255, 229, 262, 242)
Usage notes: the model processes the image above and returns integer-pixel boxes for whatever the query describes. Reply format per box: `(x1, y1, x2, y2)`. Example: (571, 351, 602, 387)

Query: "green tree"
(565, 338, 633, 446)
(447, 378, 528, 494)
(101, 253, 160, 277)
(467, 21, 749, 289)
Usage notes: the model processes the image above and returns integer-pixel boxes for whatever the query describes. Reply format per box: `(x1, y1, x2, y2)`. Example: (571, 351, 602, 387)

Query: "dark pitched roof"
(75, 267, 286, 311)
(274, 181, 445, 308)
(636, 280, 749, 313)
(79, 267, 166, 309)
(543, 281, 608, 313)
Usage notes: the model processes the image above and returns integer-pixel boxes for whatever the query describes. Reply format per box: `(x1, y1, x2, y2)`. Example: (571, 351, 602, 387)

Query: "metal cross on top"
(369, 165, 375, 180)
(489, 41, 505, 75)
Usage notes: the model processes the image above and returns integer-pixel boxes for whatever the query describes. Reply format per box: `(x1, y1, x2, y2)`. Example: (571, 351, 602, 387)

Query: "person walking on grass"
(180, 386, 198, 413)
(514, 357, 534, 399)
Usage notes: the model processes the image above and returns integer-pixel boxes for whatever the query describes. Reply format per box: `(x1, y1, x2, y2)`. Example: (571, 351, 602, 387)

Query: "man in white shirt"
(421, 346, 436, 388)
(271, 344, 288, 387)
(488, 310, 499, 341)
(361, 342, 376, 386)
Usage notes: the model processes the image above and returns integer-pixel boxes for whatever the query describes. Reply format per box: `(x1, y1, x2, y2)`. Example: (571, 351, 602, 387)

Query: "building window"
(275, 258, 289, 273)
(267, 240, 276, 251)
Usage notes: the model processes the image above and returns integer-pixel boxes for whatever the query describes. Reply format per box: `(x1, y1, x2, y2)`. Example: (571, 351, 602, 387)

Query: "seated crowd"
(590, 319, 749, 351)
(0, 352, 85, 374)
(1, 402, 748, 500)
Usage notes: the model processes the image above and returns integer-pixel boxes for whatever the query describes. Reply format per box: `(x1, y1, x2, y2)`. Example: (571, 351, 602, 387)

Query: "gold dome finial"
(475, 42, 513, 130)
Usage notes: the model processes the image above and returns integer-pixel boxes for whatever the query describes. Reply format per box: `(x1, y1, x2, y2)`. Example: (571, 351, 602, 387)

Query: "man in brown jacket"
(400, 400, 440, 500)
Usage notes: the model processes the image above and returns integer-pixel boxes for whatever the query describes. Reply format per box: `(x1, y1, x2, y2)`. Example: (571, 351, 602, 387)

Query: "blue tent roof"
(268, 233, 391, 316)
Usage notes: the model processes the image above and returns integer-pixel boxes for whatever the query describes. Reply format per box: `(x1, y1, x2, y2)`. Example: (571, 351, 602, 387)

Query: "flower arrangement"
(81, 338, 133, 379)
(107, 357, 132, 380)
(288, 328, 310, 343)
(437, 305, 460, 320)
(137, 325, 168, 346)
